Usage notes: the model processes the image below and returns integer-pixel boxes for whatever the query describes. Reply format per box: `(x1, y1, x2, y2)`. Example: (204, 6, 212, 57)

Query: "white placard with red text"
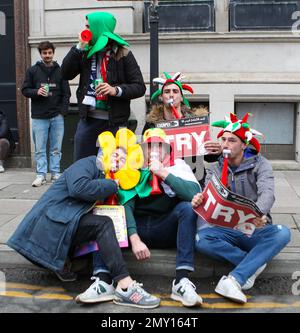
(155, 116, 211, 158)
(193, 173, 263, 236)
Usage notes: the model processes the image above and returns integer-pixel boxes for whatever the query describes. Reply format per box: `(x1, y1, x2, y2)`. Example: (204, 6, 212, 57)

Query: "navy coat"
(7, 156, 117, 272)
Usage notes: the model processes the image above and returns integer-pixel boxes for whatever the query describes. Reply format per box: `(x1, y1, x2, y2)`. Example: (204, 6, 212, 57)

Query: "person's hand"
(191, 193, 204, 208)
(204, 141, 222, 155)
(149, 154, 169, 179)
(77, 32, 89, 51)
(130, 234, 151, 260)
(37, 87, 48, 97)
(252, 215, 267, 228)
(95, 82, 117, 97)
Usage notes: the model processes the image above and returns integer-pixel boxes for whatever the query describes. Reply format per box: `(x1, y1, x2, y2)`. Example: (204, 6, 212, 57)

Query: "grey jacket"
(205, 151, 275, 223)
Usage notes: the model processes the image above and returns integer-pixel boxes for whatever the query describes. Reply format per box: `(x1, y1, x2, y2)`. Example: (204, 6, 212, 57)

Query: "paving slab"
(293, 215, 300, 231)
(0, 182, 11, 190)
(0, 184, 49, 200)
(0, 199, 36, 215)
(0, 215, 24, 243)
(0, 215, 16, 228)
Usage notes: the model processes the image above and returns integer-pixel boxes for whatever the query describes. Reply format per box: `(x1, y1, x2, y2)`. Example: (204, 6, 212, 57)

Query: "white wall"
(29, 0, 140, 37)
(27, 0, 300, 162)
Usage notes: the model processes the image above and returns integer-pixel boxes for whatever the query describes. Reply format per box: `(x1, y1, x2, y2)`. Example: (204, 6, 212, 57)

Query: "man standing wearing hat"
(61, 12, 146, 161)
(117, 128, 203, 307)
(192, 113, 291, 304)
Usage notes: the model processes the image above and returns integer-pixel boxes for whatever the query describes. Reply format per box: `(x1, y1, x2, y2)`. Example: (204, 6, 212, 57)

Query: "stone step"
(0, 245, 297, 279)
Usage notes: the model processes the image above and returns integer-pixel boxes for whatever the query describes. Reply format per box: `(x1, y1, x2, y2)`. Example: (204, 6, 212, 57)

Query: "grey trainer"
(113, 281, 160, 309)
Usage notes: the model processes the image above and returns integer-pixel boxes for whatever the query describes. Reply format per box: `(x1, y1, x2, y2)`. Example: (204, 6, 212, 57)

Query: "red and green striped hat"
(212, 113, 263, 153)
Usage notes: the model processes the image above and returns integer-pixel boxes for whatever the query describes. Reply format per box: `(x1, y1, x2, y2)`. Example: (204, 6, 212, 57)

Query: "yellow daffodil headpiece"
(97, 128, 144, 190)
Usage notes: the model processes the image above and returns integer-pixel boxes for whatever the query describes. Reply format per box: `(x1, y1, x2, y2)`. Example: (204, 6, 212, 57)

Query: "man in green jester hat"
(192, 113, 291, 305)
(143, 72, 210, 133)
(143, 71, 222, 185)
(61, 12, 146, 161)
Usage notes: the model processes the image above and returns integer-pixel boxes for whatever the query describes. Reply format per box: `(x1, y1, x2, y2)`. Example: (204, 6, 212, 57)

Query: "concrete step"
(0, 245, 298, 279)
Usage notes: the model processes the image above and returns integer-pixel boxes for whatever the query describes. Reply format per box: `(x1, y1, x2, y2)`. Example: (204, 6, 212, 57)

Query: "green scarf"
(117, 169, 153, 205)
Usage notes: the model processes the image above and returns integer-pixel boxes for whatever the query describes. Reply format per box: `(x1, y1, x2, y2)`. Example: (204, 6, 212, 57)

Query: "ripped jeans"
(32, 114, 64, 176)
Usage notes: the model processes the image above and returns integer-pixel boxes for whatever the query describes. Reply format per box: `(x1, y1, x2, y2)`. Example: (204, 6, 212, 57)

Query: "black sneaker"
(55, 270, 77, 282)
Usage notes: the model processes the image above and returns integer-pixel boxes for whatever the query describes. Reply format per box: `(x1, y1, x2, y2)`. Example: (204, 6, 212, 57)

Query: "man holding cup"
(22, 41, 71, 187)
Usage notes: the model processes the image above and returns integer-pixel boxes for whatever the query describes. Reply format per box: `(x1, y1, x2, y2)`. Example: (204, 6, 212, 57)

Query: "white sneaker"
(242, 263, 267, 290)
(0, 165, 4, 173)
(51, 173, 61, 183)
(171, 278, 203, 307)
(75, 277, 115, 304)
(32, 175, 46, 187)
(215, 275, 247, 304)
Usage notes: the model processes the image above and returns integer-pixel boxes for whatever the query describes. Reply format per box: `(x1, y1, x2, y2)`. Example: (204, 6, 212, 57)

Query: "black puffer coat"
(61, 46, 146, 125)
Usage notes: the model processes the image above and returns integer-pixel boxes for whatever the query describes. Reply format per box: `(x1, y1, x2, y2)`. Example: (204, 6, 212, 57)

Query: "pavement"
(0, 167, 300, 279)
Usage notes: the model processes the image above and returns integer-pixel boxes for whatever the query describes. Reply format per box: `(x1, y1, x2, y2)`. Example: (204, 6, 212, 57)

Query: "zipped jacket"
(206, 152, 275, 224)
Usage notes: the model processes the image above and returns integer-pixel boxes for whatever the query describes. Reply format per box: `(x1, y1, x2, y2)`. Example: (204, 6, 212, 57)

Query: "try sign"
(155, 116, 211, 158)
(194, 173, 263, 236)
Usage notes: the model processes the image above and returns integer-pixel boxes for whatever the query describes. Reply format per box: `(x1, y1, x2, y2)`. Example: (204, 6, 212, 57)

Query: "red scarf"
(97, 48, 111, 102)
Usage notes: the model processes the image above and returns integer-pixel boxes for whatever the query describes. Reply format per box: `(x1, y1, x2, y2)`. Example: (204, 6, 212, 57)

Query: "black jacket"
(61, 46, 146, 125)
(22, 61, 71, 119)
(0, 110, 16, 152)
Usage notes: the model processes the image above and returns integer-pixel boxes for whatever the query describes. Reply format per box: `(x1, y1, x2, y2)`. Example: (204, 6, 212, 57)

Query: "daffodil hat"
(97, 128, 144, 190)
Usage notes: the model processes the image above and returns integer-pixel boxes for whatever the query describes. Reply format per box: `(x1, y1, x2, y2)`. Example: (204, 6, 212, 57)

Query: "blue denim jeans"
(93, 201, 198, 274)
(195, 222, 291, 286)
(32, 114, 64, 176)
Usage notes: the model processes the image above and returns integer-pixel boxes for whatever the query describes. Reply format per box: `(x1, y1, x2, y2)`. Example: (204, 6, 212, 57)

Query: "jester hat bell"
(212, 113, 263, 153)
(150, 72, 194, 108)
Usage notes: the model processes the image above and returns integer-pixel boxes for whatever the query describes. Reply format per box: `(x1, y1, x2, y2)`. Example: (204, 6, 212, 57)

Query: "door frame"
(13, 0, 31, 166)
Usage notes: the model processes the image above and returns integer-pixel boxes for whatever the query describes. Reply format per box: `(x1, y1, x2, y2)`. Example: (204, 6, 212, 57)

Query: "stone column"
(14, 0, 31, 166)
(215, 0, 229, 33)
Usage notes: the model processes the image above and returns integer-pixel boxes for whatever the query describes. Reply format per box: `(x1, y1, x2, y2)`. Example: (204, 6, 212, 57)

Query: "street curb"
(0, 245, 298, 279)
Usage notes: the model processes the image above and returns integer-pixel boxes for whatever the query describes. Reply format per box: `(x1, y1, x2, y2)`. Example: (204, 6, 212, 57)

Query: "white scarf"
(161, 159, 200, 197)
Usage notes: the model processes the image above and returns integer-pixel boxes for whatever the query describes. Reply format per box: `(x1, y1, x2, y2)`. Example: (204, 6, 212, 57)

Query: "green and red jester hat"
(212, 113, 263, 153)
(150, 72, 194, 107)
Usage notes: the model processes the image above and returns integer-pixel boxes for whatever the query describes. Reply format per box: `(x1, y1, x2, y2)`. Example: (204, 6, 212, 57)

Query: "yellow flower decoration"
(97, 128, 144, 190)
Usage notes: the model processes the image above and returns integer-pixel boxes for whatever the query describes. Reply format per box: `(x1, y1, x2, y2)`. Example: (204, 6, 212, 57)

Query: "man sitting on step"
(192, 113, 291, 304)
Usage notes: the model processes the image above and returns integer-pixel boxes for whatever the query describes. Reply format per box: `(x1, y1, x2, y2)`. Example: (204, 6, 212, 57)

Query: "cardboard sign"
(73, 205, 128, 258)
(155, 116, 211, 158)
(194, 173, 263, 236)
(93, 205, 128, 247)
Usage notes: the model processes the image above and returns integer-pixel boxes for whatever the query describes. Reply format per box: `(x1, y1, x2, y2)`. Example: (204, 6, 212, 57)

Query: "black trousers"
(0, 138, 10, 162)
(70, 213, 129, 283)
(74, 118, 128, 161)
